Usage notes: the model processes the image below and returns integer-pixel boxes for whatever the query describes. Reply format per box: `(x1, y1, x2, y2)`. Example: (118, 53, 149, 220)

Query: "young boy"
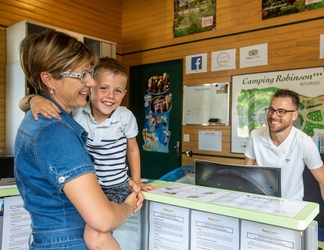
(20, 57, 155, 249)
(20, 57, 156, 199)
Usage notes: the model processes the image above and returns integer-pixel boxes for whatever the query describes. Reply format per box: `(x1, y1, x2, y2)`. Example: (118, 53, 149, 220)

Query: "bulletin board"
(183, 83, 229, 125)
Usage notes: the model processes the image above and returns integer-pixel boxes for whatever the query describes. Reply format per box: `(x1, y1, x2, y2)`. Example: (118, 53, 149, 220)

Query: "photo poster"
(191, 210, 240, 250)
(240, 220, 302, 250)
(183, 83, 229, 125)
(262, 0, 324, 20)
(231, 67, 324, 153)
(143, 72, 172, 153)
(173, 0, 216, 38)
(149, 202, 190, 250)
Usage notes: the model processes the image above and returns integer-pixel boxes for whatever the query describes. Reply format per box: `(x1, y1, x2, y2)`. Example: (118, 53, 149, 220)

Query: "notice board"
(183, 83, 229, 125)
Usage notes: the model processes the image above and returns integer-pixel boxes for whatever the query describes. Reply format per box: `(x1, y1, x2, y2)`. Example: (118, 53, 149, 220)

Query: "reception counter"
(144, 180, 319, 231)
(114, 180, 320, 250)
(0, 180, 321, 250)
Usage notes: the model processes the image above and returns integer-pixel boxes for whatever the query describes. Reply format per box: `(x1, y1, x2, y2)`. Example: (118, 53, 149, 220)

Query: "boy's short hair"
(94, 57, 128, 82)
(272, 88, 300, 109)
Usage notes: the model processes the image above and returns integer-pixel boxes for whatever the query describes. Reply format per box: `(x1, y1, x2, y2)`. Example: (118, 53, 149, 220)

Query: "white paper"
(211, 49, 236, 71)
(1, 196, 31, 250)
(306, 0, 322, 4)
(114, 212, 141, 250)
(191, 210, 239, 250)
(320, 34, 324, 59)
(149, 202, 189, 250)
(155, 183, 230, 202)
(198, 131, 222, 151)
(213, 192, 307, 217)
(209, 83, 230, 125)
(240, 220, 302, 250)
(240, 43, 268, 68)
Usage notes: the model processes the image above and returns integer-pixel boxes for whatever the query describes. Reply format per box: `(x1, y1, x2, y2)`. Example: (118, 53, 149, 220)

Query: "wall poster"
(143, 73, 172, 153)
(231, 67, 324, 154)
(262, 0, 324, 20)
(174, 0, 216, 38)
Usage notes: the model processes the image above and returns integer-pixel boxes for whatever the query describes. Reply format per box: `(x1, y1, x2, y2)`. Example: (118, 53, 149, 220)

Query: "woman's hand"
(124, 191, 143, 214)
(127, 180, 144, 213)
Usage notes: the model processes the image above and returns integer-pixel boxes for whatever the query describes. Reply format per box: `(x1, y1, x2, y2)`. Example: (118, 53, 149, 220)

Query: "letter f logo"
(191, 56, 202, 71)
(195, 58, 201, 70)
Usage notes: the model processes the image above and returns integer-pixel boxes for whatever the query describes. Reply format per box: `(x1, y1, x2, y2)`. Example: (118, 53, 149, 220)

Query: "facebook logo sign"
(191, 56, 202, 71)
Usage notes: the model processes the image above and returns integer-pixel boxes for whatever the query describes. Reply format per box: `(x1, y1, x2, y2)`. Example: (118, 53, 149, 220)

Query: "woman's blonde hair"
(19, 29, 98, 94)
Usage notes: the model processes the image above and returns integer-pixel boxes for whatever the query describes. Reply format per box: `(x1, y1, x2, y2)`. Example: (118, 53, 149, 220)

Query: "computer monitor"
(0, 156, 14, 178)
(195, 160, 281, 197)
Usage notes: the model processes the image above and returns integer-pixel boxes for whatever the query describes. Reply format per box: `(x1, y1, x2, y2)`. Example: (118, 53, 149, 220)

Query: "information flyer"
(149, 202, 189, 250)
(114, 211, 141, 250)
(240, 220, 302, 250)
(191, 210, 239, 250)
(2, 196, 31, 250)
(213, 192, 307, 217)
(155, 183, 230, 202)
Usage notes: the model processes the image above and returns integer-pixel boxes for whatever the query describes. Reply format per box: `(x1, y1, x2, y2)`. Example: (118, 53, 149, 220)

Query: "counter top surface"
(0, 180, 318, 231)
(142, 180, 319, 231)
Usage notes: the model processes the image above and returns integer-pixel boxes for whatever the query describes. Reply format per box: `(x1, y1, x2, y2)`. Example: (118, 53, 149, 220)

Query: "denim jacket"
(14, 96, 95, 248)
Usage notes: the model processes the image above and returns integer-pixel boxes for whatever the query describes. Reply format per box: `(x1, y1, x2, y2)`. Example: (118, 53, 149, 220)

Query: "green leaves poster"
(174, 0, 216, 38)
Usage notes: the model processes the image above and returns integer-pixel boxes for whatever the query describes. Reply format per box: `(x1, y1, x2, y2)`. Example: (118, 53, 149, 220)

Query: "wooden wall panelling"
(0, 28, 5, 155)
(0, 0, 122, 53)
(181, 154, 245, 167)
(122, 6, 324, 166)
(122, 0, 324, 54)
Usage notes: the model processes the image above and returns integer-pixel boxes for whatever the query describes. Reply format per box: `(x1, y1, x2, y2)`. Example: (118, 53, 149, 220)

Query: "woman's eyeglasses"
(60, 66, 94, 83)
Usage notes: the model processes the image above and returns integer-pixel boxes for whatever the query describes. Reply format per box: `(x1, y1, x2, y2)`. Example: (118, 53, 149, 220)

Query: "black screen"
(195, 160, 281, 197)
(0, 156, 14, 178)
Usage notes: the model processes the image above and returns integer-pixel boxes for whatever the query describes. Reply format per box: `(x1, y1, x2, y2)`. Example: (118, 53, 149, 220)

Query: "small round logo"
(217, 52, 230, 66)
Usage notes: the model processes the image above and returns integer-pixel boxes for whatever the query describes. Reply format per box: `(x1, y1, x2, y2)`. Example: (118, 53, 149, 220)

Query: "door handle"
(171, 141, 180, 157)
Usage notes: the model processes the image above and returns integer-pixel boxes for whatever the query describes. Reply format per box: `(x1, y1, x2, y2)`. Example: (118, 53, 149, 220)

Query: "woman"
(15, 30, 143, 249)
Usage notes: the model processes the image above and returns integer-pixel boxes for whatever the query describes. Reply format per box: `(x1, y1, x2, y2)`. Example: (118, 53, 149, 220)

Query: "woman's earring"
(50, 88, 54, 94)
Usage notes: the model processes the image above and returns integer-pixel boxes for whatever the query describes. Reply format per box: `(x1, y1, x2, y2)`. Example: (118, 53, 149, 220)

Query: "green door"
(129, 59, 183, 179)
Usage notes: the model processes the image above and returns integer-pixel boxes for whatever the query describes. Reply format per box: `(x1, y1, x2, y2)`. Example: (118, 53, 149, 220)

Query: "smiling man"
(244, 88, 324, 200)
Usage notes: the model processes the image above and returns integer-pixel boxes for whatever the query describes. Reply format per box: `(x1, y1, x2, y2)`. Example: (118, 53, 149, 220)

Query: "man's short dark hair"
(273, 89, 300, 109)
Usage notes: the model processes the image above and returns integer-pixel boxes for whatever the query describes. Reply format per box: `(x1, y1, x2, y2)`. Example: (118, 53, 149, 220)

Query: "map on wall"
(262, 0, 324, 20)
(231, 67, 324, 154)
